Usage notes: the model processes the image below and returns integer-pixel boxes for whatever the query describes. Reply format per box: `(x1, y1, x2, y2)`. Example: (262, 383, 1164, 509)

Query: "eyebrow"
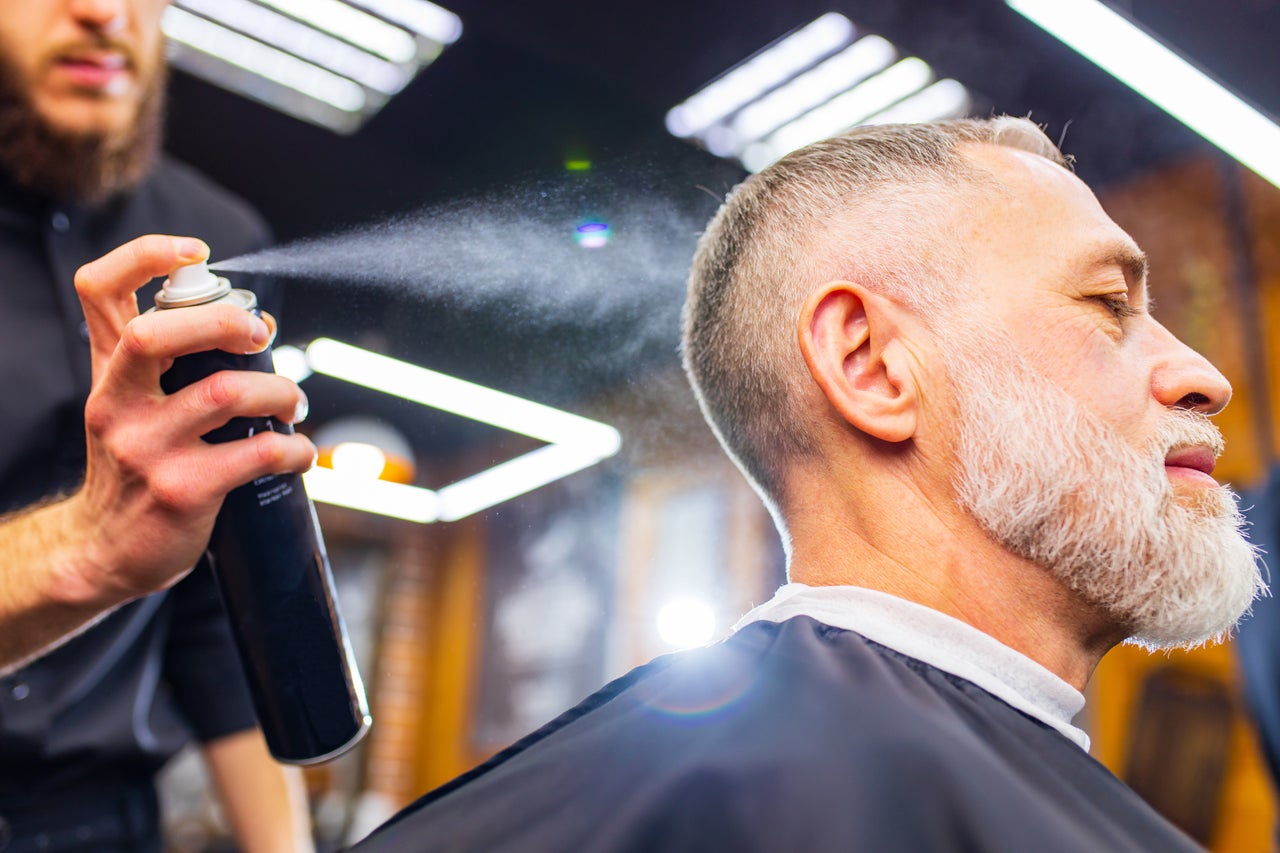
(1084, 241, 1149, 297)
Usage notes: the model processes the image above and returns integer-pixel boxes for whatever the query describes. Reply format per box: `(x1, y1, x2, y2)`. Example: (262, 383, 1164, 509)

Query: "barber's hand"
(66, 235, 316, 605)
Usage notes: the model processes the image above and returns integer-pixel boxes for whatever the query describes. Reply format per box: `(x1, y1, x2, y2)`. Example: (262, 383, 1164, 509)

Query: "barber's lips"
(53, 51, 131, 91)
(1164, 446, 1219, 486)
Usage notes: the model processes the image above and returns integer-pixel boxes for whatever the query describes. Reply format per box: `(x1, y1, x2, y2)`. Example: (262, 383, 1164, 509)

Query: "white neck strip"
(734, 584, 1089, 750)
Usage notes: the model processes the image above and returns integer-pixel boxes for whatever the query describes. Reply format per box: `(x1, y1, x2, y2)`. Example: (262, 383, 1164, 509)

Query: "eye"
(1091, 293, 1140, 319)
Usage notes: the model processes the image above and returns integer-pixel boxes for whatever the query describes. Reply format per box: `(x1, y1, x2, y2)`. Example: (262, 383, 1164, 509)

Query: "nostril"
(1177, 392, 1211, 409)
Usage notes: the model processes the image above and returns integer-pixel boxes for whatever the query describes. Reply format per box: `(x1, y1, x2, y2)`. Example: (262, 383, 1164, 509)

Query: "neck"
(783, 467, 1122, 691)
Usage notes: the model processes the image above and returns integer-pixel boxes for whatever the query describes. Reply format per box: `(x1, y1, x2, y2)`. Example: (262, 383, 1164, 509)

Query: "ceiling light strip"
(255, 0, 418, 62)
(303, 466, 441, 522)
(665, 12, 856, 139)
(860, 78, 971, 127)
(1008, 0, 1280, 188)
(725, 35, 897, 153)
(747, 56, 934, 171)
(304, 337, 622, 453)
(178, 0, 409, 94)
(163, 7, 366, 112)
(435, 444, 611, 522)
(350, 0, 462, 44)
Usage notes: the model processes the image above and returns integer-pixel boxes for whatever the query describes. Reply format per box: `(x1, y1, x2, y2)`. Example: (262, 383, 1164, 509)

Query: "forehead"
(954, 143, 1145, 300)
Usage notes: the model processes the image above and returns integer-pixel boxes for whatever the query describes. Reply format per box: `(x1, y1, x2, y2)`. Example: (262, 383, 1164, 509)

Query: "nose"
(1147, 319, 1232, 416)
(67, 0, 130, 33)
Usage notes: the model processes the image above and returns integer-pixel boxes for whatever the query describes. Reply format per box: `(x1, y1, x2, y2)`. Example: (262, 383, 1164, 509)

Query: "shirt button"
(79, 321, 90, 343)
(10, 683, 28, 701)
(50, 211, 70, 232)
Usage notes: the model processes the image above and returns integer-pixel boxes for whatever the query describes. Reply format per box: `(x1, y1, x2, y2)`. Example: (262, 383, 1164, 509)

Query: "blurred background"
(151, 0, 1280, 849)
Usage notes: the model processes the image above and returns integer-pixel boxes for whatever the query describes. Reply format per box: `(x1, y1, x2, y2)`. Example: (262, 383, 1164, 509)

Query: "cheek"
(1019, 324, 1154, 441)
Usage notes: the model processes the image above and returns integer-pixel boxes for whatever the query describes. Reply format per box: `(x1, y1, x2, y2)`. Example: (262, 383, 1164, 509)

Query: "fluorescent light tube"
(304, 466, 440, 522)
(758, 57, 934, 168)
(305, 338, 621, 453)
(665, 12, 855, 138)
(255, 0, 418, 63)
(435, 444, 611, 522)
(1008, 0, 1280, 188)
(861, 78, 970, 127)
(179, 0, 409, 94)
(725, 35, 896, 153)
(351, 0, 463, 44)
(163, 7, 366, 112)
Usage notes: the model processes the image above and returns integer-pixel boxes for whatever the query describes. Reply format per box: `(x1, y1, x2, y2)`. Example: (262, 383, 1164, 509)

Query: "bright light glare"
(305, 338, 621, 453)
(297, 338, 622, 522)
(163, 7, 366, 112)
(178, 0, 408, 93)
(254, 0, 417, 63)
(329, 442, 388, 479)
(271, 344, 312, 382)
(665, 12, 854, 138)
(303, 466, 440, 522)
(1008, 0, 1280, 189)
(727, 35, 896, 152)
(352, 0, 463, 44)
(656, 598, 717, 649)
(436, 444, 613, 522)
(766, 57, 933, 159)
(861, 78, 970, 127)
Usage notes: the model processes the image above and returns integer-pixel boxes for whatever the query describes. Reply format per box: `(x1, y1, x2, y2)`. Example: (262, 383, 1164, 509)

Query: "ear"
(797, 281, 918, 443)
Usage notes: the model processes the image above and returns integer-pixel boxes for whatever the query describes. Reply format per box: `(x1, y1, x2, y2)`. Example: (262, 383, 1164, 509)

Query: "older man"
(0, 1, 315, 851)
(354, 116, 1262, 851)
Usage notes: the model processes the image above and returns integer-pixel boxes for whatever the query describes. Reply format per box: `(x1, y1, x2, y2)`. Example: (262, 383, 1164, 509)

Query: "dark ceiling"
(162, 0, 1280, 461)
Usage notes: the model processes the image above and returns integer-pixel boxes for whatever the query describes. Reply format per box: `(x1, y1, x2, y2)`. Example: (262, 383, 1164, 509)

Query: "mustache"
(42, 35, 138, 70)
(1154, 409, 1225, 460)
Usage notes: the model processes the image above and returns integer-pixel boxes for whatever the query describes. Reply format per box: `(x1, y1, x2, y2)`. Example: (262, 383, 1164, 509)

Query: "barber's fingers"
(75, 235, 210, 366)
(187, 431, 318, 498)
(165, 371, 309, 438)
(101, 303, 272, 395)
(126, 431, 317, 519)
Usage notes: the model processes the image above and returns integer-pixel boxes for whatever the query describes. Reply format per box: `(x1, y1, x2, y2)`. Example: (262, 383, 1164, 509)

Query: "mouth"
(1164, 445, 1219, 485)
(51, 49, 133, 93)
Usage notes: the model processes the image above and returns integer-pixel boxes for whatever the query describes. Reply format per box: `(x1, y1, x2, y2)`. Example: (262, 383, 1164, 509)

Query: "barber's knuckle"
(118, 321, 154, 357)
(254, 433, 288, 469)
(198, 371, 239, 410)
(148, 470, 190, 512)
(73, 265, 100, 297)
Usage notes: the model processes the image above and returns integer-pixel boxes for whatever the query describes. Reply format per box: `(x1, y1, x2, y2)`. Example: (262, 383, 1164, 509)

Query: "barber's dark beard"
(0, 49, 165, 205)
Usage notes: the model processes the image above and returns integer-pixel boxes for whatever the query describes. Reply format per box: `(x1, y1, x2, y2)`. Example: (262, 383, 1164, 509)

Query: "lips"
(1165, 446, 1216, 477)
(52, 48, 133, 91)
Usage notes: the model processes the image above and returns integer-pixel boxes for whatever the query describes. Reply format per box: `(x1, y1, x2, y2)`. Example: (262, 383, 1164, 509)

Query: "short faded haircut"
(681, 117, 1069, 514)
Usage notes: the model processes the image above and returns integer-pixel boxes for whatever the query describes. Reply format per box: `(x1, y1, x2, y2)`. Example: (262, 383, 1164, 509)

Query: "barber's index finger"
(76, 235, 210, 355)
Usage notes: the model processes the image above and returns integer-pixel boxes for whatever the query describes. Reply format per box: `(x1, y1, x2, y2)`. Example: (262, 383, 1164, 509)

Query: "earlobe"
(797, 281, 917, 443)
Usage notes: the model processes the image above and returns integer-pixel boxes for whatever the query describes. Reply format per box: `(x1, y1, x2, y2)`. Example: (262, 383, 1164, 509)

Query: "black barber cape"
(355, 616, 1199, 852)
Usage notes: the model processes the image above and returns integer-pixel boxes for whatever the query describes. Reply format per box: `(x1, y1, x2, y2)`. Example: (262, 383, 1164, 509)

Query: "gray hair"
(681, 116, 1070, 515)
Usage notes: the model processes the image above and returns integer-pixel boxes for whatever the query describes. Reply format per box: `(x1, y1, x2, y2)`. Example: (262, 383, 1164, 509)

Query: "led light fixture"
(1008, 0, 1280, 189)
(298, 338, 621, 522)
(667, 13, 970, 172)
(164, 0, 461, 133)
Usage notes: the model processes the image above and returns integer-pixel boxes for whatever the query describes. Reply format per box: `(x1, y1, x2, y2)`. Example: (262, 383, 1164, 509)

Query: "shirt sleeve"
(162, 554, 259, 742)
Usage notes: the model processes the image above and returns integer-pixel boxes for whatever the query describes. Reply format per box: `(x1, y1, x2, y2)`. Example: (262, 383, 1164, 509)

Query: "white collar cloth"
(733, 583, 1090, 751)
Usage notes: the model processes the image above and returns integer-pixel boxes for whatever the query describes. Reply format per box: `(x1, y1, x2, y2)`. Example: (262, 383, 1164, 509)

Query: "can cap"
(158, 260, 232, 308)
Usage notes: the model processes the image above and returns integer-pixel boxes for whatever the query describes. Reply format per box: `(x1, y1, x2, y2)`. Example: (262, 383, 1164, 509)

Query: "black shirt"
(355, 616, 1202, 852)
(0, 156, 271, 802)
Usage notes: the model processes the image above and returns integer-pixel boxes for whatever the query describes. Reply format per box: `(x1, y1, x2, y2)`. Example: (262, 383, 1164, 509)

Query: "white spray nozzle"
(159, 259, 232, 307)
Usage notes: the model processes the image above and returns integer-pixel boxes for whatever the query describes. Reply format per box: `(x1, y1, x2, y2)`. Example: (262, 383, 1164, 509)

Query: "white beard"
(944, 330, 1265, 649)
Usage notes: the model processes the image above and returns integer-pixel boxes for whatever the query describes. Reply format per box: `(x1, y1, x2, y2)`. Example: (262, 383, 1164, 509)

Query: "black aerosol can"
(153, 260, 371, 764)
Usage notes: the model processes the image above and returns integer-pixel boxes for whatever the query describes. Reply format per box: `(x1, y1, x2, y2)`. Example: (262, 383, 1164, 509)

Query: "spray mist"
(153, 260, 371, 764)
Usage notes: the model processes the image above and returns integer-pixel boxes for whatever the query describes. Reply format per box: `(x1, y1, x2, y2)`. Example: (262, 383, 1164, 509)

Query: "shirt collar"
(734, 583, 1090, 750)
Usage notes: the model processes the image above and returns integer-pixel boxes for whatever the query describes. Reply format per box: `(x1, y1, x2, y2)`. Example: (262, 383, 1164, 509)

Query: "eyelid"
(1092, 293, 1142, 319)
